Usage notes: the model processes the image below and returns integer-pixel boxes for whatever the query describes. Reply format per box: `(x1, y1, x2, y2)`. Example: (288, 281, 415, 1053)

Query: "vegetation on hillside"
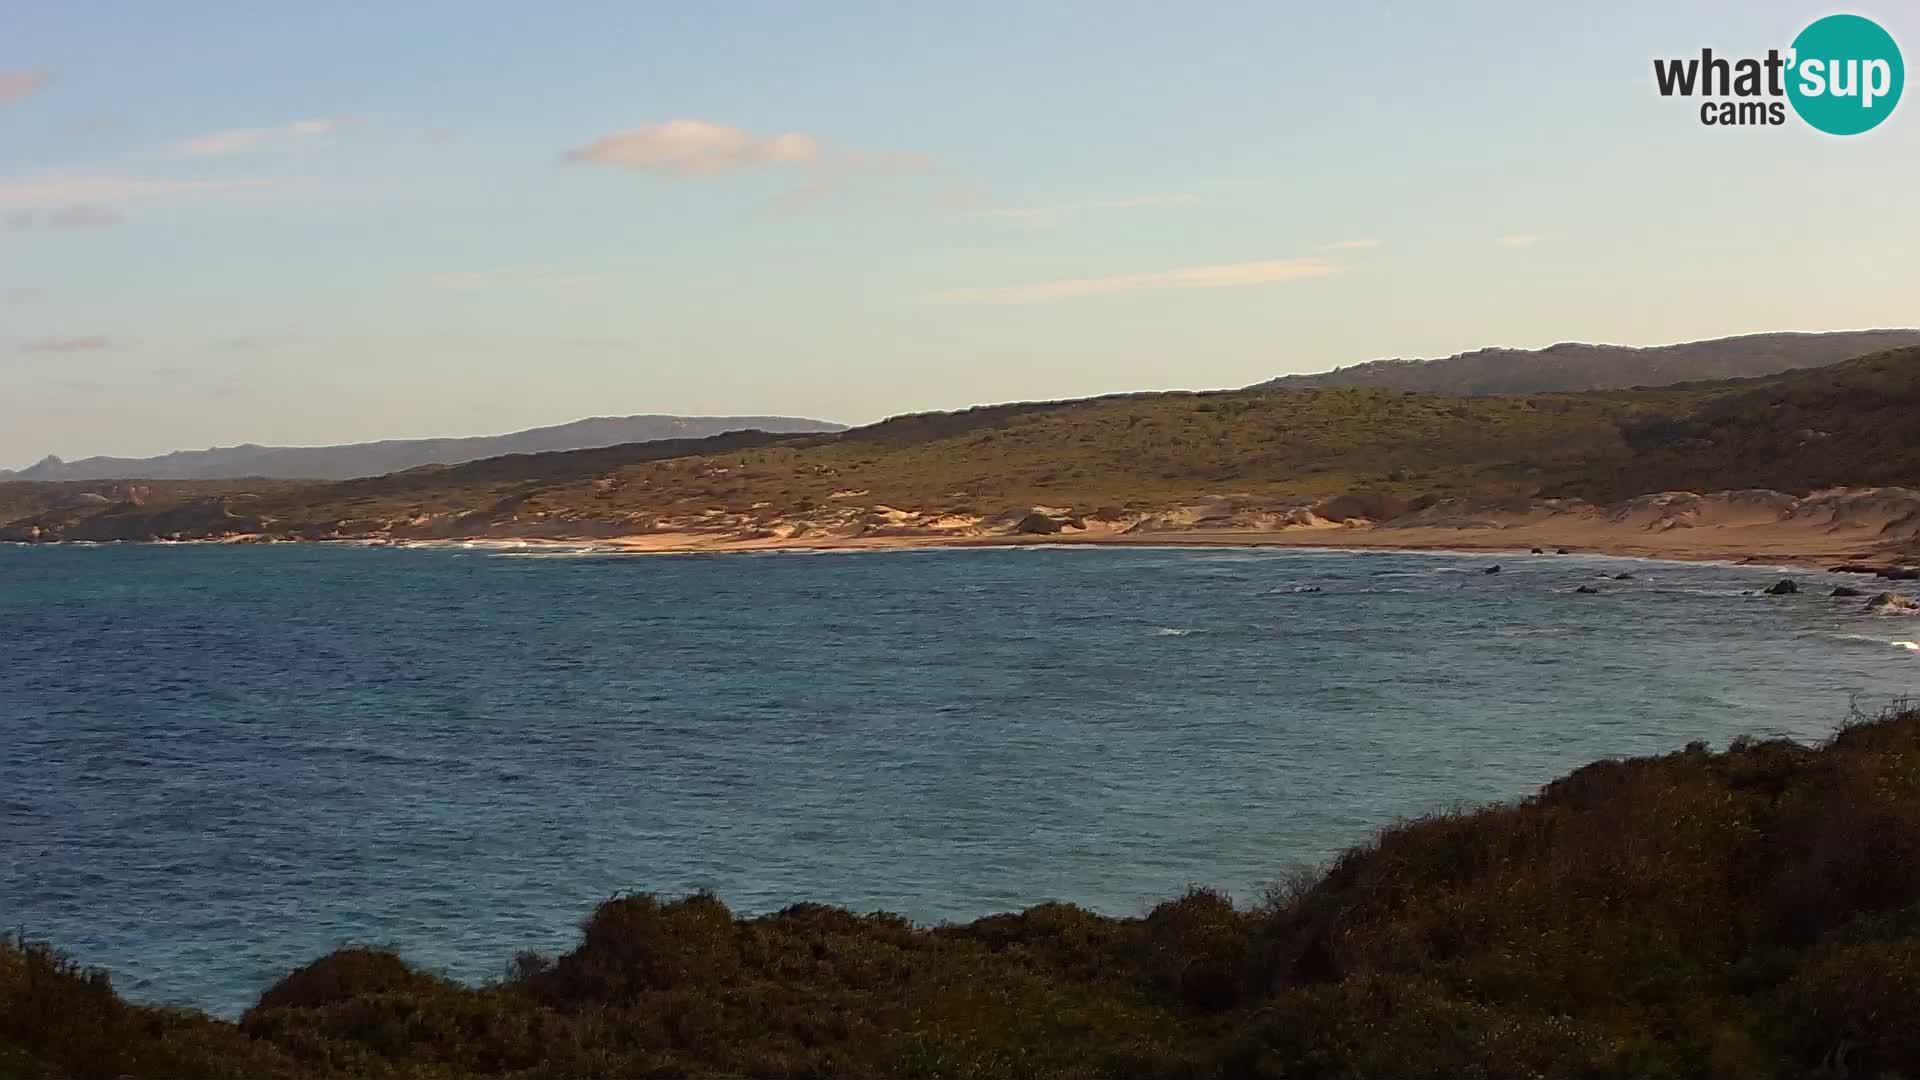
(0, 388, 1700, 541)
(0, 479, 299, 534)
(7, 706, 1920, 1079)
(4, 345, 1919, 544)
(1551, 345, 1920, 501)
(1253, 329, 1920, 396)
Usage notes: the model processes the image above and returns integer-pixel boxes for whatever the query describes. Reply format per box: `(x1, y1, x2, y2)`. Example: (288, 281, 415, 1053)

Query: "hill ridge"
(6, 343, 1919, 555)
(1253, 328, 1920, 396)
(2, 413, 847, 482)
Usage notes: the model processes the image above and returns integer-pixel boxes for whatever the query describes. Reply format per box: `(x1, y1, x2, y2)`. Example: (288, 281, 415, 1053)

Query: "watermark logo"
(1654, 13, 1903, 134)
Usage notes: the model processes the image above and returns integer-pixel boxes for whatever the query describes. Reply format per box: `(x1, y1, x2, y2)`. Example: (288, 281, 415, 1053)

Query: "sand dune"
(414, 486, 1920, 571)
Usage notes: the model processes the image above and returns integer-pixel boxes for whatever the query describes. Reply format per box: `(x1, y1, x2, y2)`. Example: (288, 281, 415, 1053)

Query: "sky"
(2, 1, 1917, 467)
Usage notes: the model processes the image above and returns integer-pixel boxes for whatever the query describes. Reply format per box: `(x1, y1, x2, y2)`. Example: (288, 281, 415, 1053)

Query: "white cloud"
(0, 174, 264, 210)
(565, 120, 944, 216)
(1323, 238, 1382, 250)
(0, 68, 50, 107)
(287, 117, 347, 137)
(424, 265, 603, 293)
(178, 115, 360, 156)
(1496, 234, 1541, 248)
(564, 120, 821, 177)
(933, 257, 1342, 305)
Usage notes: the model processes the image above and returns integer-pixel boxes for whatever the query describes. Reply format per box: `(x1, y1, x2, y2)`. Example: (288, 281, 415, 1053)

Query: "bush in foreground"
(6, 708, 1920, 1078)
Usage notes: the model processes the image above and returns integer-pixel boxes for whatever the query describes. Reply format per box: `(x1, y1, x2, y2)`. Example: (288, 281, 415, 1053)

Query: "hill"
(7, 705, 1920, 1078)
(1252, 329, 1920, 395)
(5, 344, 1919, 548)
(0, 414, 846, 482)
(1552, 344, 1920, 501)
(0, 386, 1701, 541)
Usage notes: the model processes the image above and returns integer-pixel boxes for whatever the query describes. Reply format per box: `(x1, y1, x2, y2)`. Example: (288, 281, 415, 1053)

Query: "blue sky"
(2, 1, 1917, 465)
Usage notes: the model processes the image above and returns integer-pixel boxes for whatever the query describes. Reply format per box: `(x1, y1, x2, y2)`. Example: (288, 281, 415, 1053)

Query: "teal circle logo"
(1788, 14, 1904, 135)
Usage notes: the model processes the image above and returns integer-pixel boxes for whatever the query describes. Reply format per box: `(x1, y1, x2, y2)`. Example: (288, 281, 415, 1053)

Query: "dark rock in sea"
(1013, 513, 1061, 536)
(1483, 565, 1501, 574)
(1831, 586, 1864, 598)
(1557, 547, 1572, 555)
(1867, 591, 1919, 613)
(1574, 585, 1601, 594)
(1614, 573, 1635, 581)
(1530, 547, 1544, 554)
(1763, 579, 1799, 595)
(1828, 563, 1920, 580)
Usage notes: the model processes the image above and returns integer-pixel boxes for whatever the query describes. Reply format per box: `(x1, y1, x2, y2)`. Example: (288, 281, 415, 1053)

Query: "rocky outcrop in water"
(1867, 592, 1919, 614)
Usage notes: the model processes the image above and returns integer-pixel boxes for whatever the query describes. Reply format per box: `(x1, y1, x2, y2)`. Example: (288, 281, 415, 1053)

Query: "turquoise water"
(1, 542, 1914, 1015)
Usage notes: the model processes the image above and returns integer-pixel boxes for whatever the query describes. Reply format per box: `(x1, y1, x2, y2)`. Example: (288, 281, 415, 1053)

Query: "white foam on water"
(488, 547, 621, 559)
(1832, 633, 1920, 654)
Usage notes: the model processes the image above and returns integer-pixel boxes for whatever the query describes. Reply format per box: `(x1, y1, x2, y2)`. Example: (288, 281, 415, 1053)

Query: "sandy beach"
(382, 487, 1920, 573)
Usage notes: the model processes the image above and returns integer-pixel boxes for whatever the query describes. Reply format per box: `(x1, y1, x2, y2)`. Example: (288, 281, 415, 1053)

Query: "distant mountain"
(0, 414, 847, 482)
(1251, 330, 1920, 396)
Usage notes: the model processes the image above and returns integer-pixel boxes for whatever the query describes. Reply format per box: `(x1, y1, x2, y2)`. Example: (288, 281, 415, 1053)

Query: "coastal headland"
(7, 345, 1920, 576)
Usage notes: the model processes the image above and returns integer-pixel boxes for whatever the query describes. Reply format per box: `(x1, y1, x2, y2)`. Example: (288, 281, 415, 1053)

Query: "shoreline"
(357, 520, 1911, 573)
(11, 525, 1912, 575)
(14, 486, 1920, 575)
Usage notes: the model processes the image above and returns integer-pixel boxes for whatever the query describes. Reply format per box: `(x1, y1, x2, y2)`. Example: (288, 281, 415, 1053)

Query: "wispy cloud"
(980, 192, 1199, 225)
(933, 257, 1342, 305)
(6, 204, 124, 230)
(1322, 238, 1382, 250)
(0, 174, 265, 210)
(564, 120, 820, 177)
(0, 68, 50, 107)
(1496, 234, 1541, 248)
(565, 119, 941, 216)
(21, 336, 111, 353)
(424, 264, 604, 293)
(178, 115, 360, 156)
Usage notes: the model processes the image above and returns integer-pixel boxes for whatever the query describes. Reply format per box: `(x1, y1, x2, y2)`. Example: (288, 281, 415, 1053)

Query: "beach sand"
(420, 488, 1920, 572)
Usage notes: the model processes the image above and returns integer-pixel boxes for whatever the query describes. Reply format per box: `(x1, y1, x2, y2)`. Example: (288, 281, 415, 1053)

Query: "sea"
(2, 541, 1915, 1015)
